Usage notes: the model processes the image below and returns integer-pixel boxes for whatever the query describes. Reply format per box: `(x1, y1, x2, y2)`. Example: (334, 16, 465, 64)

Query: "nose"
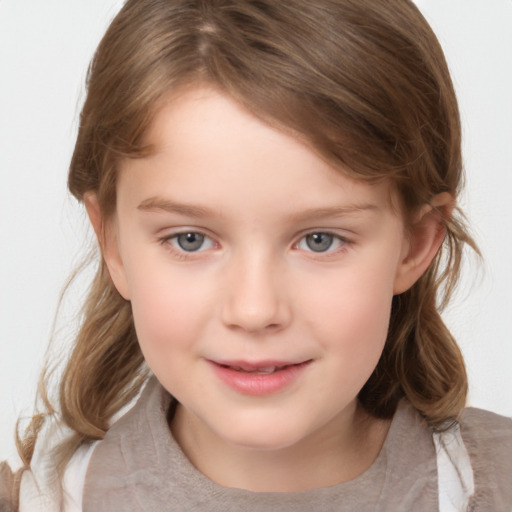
(221, 252, 291, 334)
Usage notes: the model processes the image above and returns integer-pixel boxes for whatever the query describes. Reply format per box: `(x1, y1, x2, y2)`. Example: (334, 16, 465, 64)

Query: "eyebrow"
(137, 196, 379, 221)
(137, 197, 216, 218)
(288, 204, 379, 223)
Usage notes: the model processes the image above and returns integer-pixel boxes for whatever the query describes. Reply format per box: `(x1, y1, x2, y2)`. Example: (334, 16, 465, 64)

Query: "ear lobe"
(84, 192, 131, 300)
(393, 193, 452, 295)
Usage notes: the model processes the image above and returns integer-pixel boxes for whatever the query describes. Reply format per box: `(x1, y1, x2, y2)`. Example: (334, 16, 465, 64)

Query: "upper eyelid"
(159, 226, 216, 239)
(294, 229, 352, 242)
(165, 231, 216, 243)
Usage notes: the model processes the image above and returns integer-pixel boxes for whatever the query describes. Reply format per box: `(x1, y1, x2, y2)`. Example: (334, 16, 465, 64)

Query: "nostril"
(223, 316, 286, 334)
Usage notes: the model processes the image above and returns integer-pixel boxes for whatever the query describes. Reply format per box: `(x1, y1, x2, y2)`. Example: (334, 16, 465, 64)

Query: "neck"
(170, 403, 391, 492)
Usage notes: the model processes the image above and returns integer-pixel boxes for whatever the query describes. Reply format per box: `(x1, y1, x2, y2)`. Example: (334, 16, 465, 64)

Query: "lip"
(207, 359, 312, 396)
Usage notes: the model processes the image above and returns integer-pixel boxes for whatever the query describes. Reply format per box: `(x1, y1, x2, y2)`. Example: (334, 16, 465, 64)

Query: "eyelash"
(158, 230, 351, 260)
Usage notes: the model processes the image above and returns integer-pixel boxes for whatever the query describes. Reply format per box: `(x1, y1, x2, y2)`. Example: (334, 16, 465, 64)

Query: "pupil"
(306, 233, 333, 252)
(177, 233, 204, 251)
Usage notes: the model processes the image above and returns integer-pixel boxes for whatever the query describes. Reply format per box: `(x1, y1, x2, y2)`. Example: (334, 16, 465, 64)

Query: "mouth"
(207, 359, 313, 395)
(214, 360, 311, 373)
(224, 365, 288, 375)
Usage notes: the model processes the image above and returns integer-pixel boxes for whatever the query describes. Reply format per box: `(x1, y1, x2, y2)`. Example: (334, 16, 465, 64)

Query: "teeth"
(229, 365, 279, 374)
(256, 366, 277, 374)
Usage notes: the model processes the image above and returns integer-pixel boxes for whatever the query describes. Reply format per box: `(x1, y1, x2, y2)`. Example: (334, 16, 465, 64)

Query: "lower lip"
(208, 360, 312, 396)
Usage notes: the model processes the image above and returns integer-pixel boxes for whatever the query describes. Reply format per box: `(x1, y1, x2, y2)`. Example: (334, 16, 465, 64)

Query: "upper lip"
(208, 359, 311, 371)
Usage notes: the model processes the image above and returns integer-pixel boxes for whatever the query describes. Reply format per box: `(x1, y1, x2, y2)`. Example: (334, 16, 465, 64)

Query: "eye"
(296, 232, 345, 253)
(168, 232, 215, 252)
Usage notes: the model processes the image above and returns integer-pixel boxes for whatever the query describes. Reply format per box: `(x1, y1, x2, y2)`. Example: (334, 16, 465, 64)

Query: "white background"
(1, 1, 511, 464)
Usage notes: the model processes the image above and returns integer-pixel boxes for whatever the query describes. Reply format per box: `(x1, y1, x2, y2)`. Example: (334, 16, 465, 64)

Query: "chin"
(219, 422, 311, 453)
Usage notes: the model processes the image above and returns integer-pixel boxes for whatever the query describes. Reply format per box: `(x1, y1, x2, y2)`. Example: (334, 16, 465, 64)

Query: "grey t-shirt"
(83, 378, 512, 511)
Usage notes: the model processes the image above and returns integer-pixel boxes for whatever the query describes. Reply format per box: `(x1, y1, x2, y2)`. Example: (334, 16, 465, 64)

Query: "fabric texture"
(6, 377, 512, 511)
(17, 416, 76, 512)
(79, 378, 497, 512)
(462, 407, 512, 511)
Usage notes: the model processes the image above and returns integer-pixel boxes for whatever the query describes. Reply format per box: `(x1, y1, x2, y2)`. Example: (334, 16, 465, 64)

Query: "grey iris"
(177, 233, 205, 251)
(305, 233, 333, 252)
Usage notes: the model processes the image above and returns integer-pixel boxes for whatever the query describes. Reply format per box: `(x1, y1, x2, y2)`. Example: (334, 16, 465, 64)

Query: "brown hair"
(19, 0, 477, 475)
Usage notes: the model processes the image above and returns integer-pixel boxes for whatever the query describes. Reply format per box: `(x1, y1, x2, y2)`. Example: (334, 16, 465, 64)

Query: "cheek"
(125, 261, 215, 364)
(300, 259, 397, 377)
(303, 256, 395, 329)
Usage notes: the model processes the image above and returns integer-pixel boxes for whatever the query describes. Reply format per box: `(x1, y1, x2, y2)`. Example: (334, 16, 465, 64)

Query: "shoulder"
(460, 405, 512, 434)
(58, 382, 153, 510)
(459, 407, 512, 510)
(18, 430, 99, 512)
(61, 441, 100, 512)
(460, 406, 512, 462)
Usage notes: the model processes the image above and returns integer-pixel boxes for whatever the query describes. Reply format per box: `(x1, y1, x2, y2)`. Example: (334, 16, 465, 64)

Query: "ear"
(84, 192, 131, 300)
(393, 192, 453, 295)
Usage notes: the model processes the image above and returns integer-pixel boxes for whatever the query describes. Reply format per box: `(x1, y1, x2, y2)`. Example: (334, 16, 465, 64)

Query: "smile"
(220, 362, 298, 374)
(207, 359, 312, 396)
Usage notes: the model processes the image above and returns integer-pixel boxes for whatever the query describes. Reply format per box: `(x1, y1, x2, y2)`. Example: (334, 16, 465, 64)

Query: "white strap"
(19, 417, 98, 512)
(62, 441, 99, 511)
(18, 389, 142, 512)
(19, 418, 65, 512)
(434, 424, 475, 512)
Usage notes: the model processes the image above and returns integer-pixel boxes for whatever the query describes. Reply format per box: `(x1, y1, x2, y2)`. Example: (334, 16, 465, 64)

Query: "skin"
(86, 86, 448, 492)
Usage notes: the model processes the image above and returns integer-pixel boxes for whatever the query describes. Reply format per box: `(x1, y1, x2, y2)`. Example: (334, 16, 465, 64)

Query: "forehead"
(117, 86, 399, 220)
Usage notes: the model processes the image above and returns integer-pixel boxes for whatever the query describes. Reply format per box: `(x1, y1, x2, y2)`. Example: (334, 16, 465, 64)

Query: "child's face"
(105, 87, 413, 452)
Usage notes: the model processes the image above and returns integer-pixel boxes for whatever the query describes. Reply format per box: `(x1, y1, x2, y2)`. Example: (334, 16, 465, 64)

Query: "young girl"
(2, 0, 511, 510)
